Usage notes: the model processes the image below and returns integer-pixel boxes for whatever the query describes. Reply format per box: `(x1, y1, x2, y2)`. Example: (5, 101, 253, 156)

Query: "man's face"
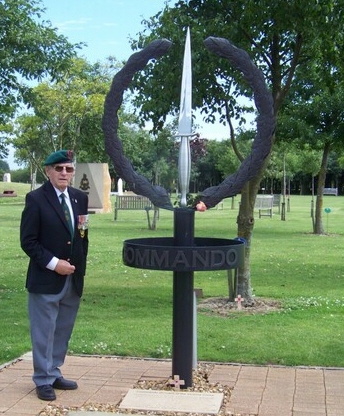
(45, 163, 74, 191)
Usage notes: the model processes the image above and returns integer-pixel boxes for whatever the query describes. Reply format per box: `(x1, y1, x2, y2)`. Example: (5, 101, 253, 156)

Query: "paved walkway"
(0, 353, 344, 416)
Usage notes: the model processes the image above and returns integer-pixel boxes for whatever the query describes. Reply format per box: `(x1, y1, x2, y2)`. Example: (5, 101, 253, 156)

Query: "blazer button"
(67, 241, 71, 245)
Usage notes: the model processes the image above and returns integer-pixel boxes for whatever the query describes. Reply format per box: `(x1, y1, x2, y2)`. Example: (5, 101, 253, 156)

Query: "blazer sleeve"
(20, 192, 54, 269)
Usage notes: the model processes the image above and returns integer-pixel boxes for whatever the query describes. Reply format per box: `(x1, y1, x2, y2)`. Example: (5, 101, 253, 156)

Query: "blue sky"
(7, 0, 234, 168)
(41, 0, 170, 63)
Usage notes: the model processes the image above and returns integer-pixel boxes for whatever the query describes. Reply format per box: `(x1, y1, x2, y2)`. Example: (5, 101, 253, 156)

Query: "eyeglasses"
(53, 165, 74, 173)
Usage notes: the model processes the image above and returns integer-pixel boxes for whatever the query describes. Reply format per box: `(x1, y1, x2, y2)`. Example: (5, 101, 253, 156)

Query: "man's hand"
(55, 260, 76, 275)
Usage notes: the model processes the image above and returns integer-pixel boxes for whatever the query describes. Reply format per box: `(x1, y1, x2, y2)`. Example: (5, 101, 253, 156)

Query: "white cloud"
(103, 22, 118, 27)
(55, 18, 119, 34)
(55, 17, 93, 32)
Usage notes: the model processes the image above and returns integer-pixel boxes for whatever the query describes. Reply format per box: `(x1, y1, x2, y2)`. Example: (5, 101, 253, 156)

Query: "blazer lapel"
(69, 187, 79, 239)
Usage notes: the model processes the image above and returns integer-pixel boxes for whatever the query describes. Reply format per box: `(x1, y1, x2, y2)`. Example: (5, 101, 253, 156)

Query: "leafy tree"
(11, 114, 50, 189)
(10, 168, 31, 183)
(326, 152, 344, 196)
(190, 139, 224, 191)
(0, 123, 13, 158)
(279, 62, 344, 233)
(189, 137, 209, 192)
(277, 110, 323, 195)
(0, 158, 9, 178)
(0, 159, 9, 171)
(11, 58, 111, 183)
(326, 153, 343, 188)
(0, 0, 81, 124)
(29, 59, 107, 150)
(130, 0, 344, 301)
(9, 166, 44, 183)
(337, 154, 344, 170)
(154, 126, 179, 191)
(261, 141, 315, 195)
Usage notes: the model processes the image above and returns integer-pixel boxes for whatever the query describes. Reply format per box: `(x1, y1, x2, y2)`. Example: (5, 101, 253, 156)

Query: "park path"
(0, 352, 344, 416)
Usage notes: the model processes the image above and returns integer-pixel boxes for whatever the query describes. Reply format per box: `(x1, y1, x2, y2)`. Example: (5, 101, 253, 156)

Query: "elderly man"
(20, 150, 89, 401)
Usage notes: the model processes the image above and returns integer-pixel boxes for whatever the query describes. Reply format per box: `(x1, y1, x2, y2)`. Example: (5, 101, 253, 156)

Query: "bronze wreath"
(102, 37, 276, 210)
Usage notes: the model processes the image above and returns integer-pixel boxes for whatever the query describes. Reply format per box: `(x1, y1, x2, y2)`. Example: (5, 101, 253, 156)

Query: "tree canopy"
(0, 0, 82, 125)
(0, 158, 9, 171)
(130, 0, 344, 132)
(10, 58, 111, 172)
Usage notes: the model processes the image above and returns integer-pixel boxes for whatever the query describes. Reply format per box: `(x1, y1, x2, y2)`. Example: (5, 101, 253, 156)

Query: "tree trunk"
(314, 142, 331, 234)
(152, 208, 158, 230)
(281, 154, 286, 221)
(225, 102, 278, 304)
(236, 176, 260, 304)
(30, 164, 37, 191)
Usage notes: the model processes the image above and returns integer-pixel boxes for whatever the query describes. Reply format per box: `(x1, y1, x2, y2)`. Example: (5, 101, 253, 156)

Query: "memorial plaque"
(119, 389, 223, 414)
(75, 163, 111, 213)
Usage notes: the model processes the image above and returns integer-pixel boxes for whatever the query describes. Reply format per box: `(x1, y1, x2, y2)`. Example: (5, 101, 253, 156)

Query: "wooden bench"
(323, 188, 338, 196)
(273, 194, 281, 213)
(255, 195, 273, 218)
(114, 195, 159, 229)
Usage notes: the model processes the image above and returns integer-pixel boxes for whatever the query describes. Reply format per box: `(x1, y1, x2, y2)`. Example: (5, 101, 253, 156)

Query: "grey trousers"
(28, 275, 80, 386)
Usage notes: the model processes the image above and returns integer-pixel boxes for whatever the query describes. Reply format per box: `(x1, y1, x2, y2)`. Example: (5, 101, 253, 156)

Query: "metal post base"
(172, 208, 194, 388)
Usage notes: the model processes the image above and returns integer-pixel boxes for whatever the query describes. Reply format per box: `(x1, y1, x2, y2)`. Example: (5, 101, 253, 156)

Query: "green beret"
(44, 150, 74, 165)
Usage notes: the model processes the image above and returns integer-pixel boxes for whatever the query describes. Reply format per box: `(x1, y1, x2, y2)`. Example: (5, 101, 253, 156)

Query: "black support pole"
(172, 208, 195, 388)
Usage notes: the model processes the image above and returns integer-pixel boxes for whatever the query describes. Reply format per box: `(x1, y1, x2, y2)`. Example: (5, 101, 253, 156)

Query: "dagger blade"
(178, 27, 192, 207)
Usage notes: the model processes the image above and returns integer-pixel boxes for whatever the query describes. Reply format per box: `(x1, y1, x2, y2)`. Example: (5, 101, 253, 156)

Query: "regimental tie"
(60, 193, 74, 242)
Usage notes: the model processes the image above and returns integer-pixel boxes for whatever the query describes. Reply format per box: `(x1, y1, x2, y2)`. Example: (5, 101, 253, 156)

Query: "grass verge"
(1, 187, 344, 367)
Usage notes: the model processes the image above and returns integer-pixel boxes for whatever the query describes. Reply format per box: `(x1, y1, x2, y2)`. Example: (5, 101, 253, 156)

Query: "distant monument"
(3, 173, 11, 182)
(75, 163, 111, 213)
(117, 178, 123, 195)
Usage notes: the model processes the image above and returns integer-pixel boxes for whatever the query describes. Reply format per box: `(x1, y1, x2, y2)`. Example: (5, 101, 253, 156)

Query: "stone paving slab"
(1, 354, 344, 415)
(119, 389, 223, 414)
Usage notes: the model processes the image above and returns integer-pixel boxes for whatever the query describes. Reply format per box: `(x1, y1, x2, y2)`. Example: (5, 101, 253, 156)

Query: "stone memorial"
(75, 163, 111, 213)
(3, 173, 11, 182)
(117, 178, 123, 195)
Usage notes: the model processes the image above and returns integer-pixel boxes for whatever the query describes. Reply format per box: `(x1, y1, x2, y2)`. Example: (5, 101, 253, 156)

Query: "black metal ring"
(123, 237, 244, 271)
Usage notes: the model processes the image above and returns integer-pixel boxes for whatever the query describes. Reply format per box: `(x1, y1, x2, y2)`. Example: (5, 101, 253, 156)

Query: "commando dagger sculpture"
(102, 29, 276, 388)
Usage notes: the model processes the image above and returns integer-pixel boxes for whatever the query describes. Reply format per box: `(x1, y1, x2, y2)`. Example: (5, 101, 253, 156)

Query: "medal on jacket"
(77, 214, 89, 238)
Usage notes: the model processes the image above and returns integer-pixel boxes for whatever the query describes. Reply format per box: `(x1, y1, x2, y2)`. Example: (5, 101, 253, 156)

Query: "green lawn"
(1, 185, 344, 367)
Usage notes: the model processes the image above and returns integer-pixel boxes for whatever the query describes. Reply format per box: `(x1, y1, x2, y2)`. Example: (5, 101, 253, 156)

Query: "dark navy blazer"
(20, 180, 89, 297)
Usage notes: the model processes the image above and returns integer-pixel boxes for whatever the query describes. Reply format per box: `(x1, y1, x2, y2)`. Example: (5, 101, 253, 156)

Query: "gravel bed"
(197, 297, 282, 318)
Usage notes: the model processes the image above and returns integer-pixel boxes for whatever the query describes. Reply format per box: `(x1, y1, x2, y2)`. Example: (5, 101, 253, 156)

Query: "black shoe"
(36, 384, 56, 401)
(52, 377, 78, 390)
